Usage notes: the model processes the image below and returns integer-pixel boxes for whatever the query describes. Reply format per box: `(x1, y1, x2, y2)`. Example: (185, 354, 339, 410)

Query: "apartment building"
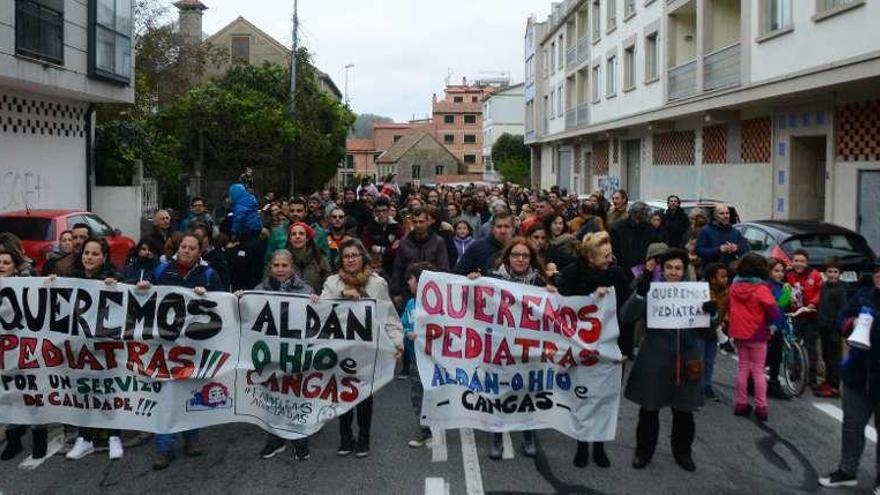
(0, 0, 135, 212)
(526, 0, 880, 250)
(482, 83, 526, 182)
(433, 81, 500, 174)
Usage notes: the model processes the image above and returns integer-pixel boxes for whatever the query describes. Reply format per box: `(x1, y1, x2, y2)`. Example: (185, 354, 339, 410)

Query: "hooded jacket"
(728, 277, 783, 342)
(228, 183, 262, 237)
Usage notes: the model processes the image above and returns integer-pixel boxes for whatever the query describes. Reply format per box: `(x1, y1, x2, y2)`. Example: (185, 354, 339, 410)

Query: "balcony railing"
(565, 108, 577, 129)
(566, 45, 577, 68)
(667, 59, 697, 101)
(703, 42, 741, 92)
(576, 103, 589, 127)
(577, 36, 590, 64)
(525, 129, 536, 142)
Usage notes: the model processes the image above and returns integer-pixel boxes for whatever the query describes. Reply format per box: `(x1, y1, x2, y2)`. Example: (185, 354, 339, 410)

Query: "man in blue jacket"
(695, 204, 749, 267)
(454, 211, 514, 276)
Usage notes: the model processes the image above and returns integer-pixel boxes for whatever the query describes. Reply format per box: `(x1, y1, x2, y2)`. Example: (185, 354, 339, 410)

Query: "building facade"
(0, 0, 135, 212)
(526, 0, 880, 250)
(482, 83, 526, 182)
(433, 81, 499, 174)
(374, 133, 465, 185)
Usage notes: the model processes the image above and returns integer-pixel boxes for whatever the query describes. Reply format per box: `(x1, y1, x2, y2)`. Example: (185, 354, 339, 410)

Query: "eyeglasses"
(510, 252, 531, 259)
(342, 254, 361, 260)
(332, 215, 345, 219)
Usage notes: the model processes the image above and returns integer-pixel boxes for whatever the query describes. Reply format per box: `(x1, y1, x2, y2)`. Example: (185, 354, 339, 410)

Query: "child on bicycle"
(816, 258, 847, 398)
(786, 249, 824, 390)
(729, 254, 784, 422)
(766, 257, 793, 399)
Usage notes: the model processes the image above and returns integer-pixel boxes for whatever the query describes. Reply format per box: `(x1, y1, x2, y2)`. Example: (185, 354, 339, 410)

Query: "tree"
(351, 113, 393, 138)
(491, 133, 531, 186)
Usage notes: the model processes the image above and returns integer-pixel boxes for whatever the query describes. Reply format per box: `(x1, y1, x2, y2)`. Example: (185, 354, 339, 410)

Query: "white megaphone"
(848, 306, 875, 350)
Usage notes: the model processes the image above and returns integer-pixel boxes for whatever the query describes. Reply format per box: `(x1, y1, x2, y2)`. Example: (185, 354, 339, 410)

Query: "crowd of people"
(0, 176, 878, 492)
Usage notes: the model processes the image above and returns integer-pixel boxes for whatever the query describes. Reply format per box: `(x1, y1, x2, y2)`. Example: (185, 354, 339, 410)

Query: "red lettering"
(40, 339, 64, 367)
(442, 326, 462, 359)
(447, 285, 469, 318)
(579, 348, 599, 366)
(542, 299, 562, 334)
(577, 305, 602, 344)
(94, 341, 124, 369)
(514, 337, 540, 363)
(145, 346, 170, 379)
(281, 373, 303, 396)
(169, 346, 196, 380)
(126, 342, 150, 375)
(520, 295, 542, 330)
(303, 372, 323, 399)
(491, 338, 515, 365)
(340, 376, 359, 402)
(48, 391, 61, 406)
(464, 327, 482, 359)
(421, 281, 444, 315)
(0, 335, 18, 368)
(319, 376, 339, 402)
(424, 324, 443, 355)
(558, 306, 578, 338)
(497, 289, 515, 327)
(76, 345, 104, 371)
(558, 348, 577, 368)
(541, 341, 558, 363)
(18, 337, 38, 369)
(473, 286, 495, 323)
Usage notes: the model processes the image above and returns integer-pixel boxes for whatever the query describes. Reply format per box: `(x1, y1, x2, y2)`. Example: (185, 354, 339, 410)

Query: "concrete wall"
(0, 0, 134, 104)
(0, 89, 88, 212)
(92, 186, 141, 238)
(749, 1, 880, 84)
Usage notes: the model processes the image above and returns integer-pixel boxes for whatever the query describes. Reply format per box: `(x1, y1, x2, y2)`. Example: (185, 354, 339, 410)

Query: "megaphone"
(848, 306, 876, 350)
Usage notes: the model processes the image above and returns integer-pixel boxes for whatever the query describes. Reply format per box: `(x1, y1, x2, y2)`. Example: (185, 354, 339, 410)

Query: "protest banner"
(0, 278, 395, 439)
(646, 282, 711, 329)
(235, 292, 397, 438)
(413, 271, 622, 442)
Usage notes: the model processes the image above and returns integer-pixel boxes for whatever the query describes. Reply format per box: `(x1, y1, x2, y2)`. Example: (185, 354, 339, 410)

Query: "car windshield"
(0, 218, 54, 241)
(781, 233, 874, 263)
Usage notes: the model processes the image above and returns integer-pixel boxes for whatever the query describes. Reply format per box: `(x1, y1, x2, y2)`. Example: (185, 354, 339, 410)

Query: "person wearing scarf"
(287, 221, 332, 293)
(319, 238, 402, 458)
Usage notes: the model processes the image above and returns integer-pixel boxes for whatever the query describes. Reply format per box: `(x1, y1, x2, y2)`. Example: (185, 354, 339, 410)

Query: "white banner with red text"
(0, 278, 396, 439)
(414, 271, 622, 442)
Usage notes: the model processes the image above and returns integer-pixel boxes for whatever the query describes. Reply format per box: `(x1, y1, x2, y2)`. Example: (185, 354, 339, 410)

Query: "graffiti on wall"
(597, 176, 620, 198)
(0, 171, 49, 211)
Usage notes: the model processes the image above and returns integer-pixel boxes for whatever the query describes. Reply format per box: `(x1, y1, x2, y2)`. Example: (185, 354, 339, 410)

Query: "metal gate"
(858, 170, 880, 254)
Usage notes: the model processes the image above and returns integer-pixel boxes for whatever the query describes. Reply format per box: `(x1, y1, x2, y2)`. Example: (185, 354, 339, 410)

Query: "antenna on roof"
(444, 68, 453, 86)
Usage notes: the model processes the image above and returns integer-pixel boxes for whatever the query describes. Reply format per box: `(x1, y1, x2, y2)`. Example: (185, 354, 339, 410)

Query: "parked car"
(641, 199, 741, 224)
(0, 210, 135, 273)
(734, 220, 877, 289)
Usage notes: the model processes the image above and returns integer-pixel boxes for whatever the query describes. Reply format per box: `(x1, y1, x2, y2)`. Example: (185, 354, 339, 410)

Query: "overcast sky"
(171, 0, 549, 122)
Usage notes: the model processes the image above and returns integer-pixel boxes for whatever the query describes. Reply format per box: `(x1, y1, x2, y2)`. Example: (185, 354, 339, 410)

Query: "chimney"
(175, 0, 208, 45)
(461, 76, 467, 86)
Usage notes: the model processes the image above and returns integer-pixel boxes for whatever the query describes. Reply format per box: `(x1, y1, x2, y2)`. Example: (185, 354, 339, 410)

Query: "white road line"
(18, 434, 64, 470)
(813, 402, 878, 443)
(431, 427, 448, 463)
(424, 477, 449, 495)
(459, 429, 485, 495)
(501, 432, 514, 460)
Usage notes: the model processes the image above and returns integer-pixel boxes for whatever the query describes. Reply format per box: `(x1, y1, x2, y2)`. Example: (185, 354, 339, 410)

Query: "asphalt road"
(0, 352, 874, 495)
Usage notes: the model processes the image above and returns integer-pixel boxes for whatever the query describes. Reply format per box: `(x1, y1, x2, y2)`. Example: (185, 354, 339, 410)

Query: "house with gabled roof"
(375, 133, 467, 185)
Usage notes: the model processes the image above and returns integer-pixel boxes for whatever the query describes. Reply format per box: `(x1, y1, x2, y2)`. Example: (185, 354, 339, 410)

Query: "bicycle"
(777, 312, 809, 399)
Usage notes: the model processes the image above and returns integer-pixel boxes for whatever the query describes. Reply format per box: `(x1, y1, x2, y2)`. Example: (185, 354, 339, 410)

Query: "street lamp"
(344, 63, 355, 106)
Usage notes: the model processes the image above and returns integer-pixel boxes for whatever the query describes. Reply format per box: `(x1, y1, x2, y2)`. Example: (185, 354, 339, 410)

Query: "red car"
(0, 210, 136, 273)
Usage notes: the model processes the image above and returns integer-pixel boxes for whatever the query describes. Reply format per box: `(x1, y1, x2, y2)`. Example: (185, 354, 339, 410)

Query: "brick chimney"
(175, 0, 208, 45)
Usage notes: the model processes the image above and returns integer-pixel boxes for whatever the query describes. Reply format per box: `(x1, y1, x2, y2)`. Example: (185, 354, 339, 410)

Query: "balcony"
(525, 129, 536, 142)
(576, 103, 589, 127)
(577, 36, 589, 64)
(703, 42, 741, 92)
(566, 45, 577, 69)
(668, 59, 697, 101)
(565, 108, 577, 130)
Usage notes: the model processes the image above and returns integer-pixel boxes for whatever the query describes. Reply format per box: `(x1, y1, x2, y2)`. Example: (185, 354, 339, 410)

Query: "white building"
(482, 82, 525, 182)
(525, 0, 880, 250)
(0, 0, 135, 212)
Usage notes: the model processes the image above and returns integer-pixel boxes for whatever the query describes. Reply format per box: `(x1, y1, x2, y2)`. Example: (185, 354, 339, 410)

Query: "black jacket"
(611, 219, 662, 276)
(840, 287, 880, 399)
(391, 232, 450, 296)
(453, 234, 504, 276)
(662, 208, 689, 249)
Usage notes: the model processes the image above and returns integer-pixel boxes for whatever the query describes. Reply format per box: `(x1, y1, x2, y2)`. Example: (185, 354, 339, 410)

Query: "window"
(557, 84, 564, 116)
(453, 96, 464, 103)
(345, 154, 354, 169)
(15, 0, 64, 65)
(591, 0, 601, 41)
(591, 65, 601, 102)
(464, 154, 477, 164)
(472, 96, 478, 102)
(625, 0, 636, 18)
(444, 134, 455, 144)
(762, 0, 792, 33)
(393, 135, 402, 143)
(444, 114, 455, 124)
(550, 90, 556, 119)
(607, 0, 617, 32)
(435, 165, 445, 176)
(464, 134, 476, 144)
(817, 0, 862, 13)
(84, 215, 113, 237)
(743, 227, 770, 252)
(557, 35, 564, 70)
(89, 0, 132, 83)
(645, 32, 659, 82)
(412, 165, 421, 179)
(543, 48, 550, 77)
(623, 45, 636, 91)
(231, 36, 249, 62)
(550, 42, 557, 72)
(606, 56, 616, 97)
(464, 114, 477, 124)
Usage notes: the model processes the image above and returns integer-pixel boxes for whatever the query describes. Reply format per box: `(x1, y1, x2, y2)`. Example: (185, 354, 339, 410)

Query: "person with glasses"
(662, 195, 689, 249)
(319, 239, 402, 458)
(180, 196, 214, 233)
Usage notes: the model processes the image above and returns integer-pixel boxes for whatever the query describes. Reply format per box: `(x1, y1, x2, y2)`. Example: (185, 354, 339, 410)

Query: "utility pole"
(288, 0, 299, 194)
(344, 63, 354, 107)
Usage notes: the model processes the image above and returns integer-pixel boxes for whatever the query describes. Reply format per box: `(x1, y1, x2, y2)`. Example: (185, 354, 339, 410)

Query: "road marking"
(460, 429, 485, 495)
(431, 428, 447, 463)
(424, 477, 449, 495)
(18, 434, 64, 470)
(501, 432, 514, 460)
(813, 402, 877, 443)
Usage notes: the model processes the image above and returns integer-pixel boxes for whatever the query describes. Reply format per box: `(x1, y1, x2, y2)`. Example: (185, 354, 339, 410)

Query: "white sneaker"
(108, 436, 123, 460)
(66, 437, 95, 460)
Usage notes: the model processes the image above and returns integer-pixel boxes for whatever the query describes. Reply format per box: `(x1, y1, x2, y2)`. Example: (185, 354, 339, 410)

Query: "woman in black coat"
(557, 231, 630, 469)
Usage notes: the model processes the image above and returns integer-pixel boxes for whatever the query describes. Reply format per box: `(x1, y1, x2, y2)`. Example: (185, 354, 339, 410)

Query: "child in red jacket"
(729, 254, 784, 422)
(785, 249, 823, 389)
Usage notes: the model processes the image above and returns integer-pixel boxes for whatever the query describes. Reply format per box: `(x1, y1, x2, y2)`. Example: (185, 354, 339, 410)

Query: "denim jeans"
(702, 338, 718, 392)
(155, 429, 200, 453)
(838, 386, 880, 476)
